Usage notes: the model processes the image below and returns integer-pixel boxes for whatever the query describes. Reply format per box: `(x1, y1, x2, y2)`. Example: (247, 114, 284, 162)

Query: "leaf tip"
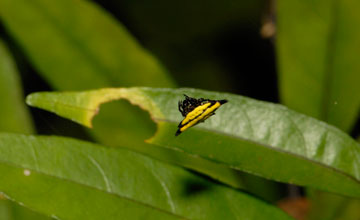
(25, 93, 36, 106)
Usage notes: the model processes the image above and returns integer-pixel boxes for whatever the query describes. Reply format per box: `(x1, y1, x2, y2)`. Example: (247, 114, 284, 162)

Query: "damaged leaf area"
(26, 87, 360, 198)
(27, 88, 163, 127)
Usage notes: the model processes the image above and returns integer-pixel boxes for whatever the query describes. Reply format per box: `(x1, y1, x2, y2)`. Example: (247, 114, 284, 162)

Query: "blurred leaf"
(26, 87, 360, 198)
(0, 39, 33, 134)
(334, 200, 360, 220)
(0, 0, 175, 146)
(277, 0, 360, 132)
(0, 39, 52, 219)
(0, 133, 292, 220)
(0, 199, 12, 220)
(307, 192, 360, 220)
(0, 0, 174, 90)
(0, 199, 51, 220)
(277, 0, 360, 218)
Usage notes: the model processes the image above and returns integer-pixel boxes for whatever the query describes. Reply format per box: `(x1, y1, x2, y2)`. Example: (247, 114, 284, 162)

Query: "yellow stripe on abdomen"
(181, 102, 211, 125)
(180, 102, 221, 132)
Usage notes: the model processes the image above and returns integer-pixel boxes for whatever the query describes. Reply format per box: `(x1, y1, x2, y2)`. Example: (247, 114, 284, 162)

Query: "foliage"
(0, 0, 359, 219)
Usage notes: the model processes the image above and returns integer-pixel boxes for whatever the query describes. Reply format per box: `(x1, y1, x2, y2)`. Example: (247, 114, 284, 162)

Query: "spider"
(176, 94, 227, 136)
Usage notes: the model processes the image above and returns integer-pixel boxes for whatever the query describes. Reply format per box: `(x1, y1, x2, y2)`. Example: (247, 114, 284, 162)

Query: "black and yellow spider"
(175, 94, 227, 136)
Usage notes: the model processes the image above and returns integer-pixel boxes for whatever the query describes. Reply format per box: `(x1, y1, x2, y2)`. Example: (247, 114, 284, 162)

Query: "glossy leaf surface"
(26, 87, 360, 198)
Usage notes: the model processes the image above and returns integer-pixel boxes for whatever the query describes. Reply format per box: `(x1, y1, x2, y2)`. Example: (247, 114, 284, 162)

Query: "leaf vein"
(87, 155, 112, 192)
(149, 169, 176, 213)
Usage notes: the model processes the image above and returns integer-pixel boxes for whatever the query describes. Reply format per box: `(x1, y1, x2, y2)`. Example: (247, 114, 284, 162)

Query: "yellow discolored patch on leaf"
(26, 88, 163, 128)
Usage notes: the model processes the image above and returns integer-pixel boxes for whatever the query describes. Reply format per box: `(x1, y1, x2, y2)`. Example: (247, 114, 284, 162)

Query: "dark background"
(1, 0, 277, 102)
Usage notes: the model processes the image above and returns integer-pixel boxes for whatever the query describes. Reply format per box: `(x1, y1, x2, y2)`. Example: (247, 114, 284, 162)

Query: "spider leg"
(178, 100, 186, 116)
(178, 100, 182, 113)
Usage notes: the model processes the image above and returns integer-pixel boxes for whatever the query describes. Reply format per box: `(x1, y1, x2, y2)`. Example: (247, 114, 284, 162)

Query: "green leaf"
(0, 0, 264, 197)
(277, 0, 360, 132)
(0, 0, 175, 146)
(0, 133, 292, 220)
(307, 191, 360, 220)
(306, 138, 360, 220)
(26, 87, 360, 198)
(0, 39, 52, 220)
(24, 87, 246, 191)
(0, 199, 52, 220)
(0, 39, 33, 134)
(0, 0, 174, 90)
(277, 1, 360, 218)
